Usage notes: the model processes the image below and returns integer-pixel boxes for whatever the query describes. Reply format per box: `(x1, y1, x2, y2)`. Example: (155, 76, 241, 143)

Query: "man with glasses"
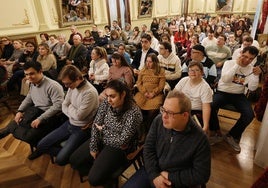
(210, 46, 261, 152)
(28, 65, 99, 165)
(181, 44, 217, 88)
(123, 90, 210, 188)
(0, 61, 65, 147)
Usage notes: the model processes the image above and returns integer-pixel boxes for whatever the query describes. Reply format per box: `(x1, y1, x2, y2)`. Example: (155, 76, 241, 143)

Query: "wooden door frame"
(106, 0, 131, 28)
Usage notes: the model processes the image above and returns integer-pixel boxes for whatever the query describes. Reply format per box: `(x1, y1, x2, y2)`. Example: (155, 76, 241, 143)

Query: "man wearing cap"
(182, 44, 217, 88)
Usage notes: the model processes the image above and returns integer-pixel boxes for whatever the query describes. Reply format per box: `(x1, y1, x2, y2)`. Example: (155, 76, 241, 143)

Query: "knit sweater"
(218, 59, 259, 94)
(144, 114, 211, 187)
(90, 100, 142, 152)
(18, 76, 64, 122)
(62, 80, 99, 126)
(158, 53, 182, 80)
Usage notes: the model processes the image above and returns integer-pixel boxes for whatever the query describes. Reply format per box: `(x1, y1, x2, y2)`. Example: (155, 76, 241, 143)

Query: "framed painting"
(138, 0, 153, 18)
(58, 0, 93, 27)
(216, 0, 233, 12)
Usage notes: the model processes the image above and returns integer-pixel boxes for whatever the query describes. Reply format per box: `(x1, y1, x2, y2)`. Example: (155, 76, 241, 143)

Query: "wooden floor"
(0, 94, 265, 188)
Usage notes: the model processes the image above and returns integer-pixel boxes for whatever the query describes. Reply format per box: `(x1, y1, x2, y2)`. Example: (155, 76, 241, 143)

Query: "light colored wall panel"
(0, 0, 39, 36)
(154, 0, 169, 17)
(245, 0, 258, 13)
(190, 0, 205, 13)
(40, 0, 59, 30)
(233, 0, 244, 13)
(205, 0, 216, 13)
(170, 0, 182, 15)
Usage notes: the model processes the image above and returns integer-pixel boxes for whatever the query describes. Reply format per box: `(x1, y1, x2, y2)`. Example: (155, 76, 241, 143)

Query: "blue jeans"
(211, 91, 254, 139)
(36, 120, 90, 165)
(122, 167, 153, 188)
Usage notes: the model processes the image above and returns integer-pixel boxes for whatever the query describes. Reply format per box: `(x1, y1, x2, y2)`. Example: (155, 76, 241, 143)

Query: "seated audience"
(210, 46, 261, 152)
(69, 79, 143, 187)
(0, 61, 65, 147)
(134, 53, 165, 136)
(66, 34, 87, 72)
(131, 33, 158, 75)
(226, 32, 240, 55)
(117, 43, 132, 65)
(175, 61, 213, 134)
(181, 44, 217, 88)
(122, 90, 211, 188)
(0, 37, 14, 60)
(201, 30, 217, 47)
(7, 41, 38, 92)
(99, 53, 134, 102)
(36, 43, 57, 79)
(205, 34, 231, 80)
(1, 40, 24, 79)
(88, 46, 109, 93)
(52, 34, 71, 73)
(28, 65, 99, 165)
(47, 34, 58, 50)
(106, 30, 123, 55)
(39, 32, 49, 44)
(126, 26, 141, 56)
(157, 41, 182, 90)
(158, 33, 177, 54)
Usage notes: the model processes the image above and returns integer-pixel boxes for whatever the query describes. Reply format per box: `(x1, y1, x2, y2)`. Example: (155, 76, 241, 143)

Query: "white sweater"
(217, 59, 259, 94)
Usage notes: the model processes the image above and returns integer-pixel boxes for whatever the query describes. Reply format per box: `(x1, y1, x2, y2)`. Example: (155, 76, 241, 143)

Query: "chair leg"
(29, 144, 35, 153)
(50, 155, 55, 164)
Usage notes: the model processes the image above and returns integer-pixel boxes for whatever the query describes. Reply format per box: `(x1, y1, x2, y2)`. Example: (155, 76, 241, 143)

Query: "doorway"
(106, 0, 131, 29)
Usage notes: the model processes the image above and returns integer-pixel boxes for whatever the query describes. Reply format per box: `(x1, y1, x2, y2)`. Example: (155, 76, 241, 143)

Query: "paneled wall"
(0, 0, 259, 42)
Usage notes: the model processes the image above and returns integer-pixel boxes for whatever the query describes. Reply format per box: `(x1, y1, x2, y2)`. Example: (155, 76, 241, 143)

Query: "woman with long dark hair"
(69, 79, 143, 188)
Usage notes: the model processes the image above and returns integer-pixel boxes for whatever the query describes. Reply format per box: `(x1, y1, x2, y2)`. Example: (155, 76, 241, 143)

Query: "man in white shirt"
(201, 31, 217, 47)
(210, 46, 261, 152)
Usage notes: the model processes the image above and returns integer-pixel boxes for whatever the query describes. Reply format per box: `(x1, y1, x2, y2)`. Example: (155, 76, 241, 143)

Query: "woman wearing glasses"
(174, 61, 213, 134)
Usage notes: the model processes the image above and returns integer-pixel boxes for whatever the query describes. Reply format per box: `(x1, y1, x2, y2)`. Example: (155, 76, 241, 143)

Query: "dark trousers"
(210, 91, 254, 139)
(70, 141, 128, 186)
(7, 106, 64, 146)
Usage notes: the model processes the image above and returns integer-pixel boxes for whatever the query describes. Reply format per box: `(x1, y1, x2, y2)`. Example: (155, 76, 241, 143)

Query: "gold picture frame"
(58, 0, 93, 28)
(216, 0, 233, 13)
(138, 0, 153, 18)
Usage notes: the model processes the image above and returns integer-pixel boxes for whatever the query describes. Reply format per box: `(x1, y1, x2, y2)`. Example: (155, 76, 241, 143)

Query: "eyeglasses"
(62, 81, 74, 88)
(26, 45, 34, 47)
(188, 69, 201, 73)
(160, 106, 183, 118)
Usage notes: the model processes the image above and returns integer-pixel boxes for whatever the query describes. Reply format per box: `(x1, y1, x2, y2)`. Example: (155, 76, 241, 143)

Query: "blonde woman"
(88, 46, 109, 93)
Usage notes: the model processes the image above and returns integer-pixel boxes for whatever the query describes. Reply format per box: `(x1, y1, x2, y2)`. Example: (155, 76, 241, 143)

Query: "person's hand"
(216, 62, 224, 68)
(134, 69, 140, 75)
(90, 151, 98, 159)
(253, 66, 262, 76)
(89, 73, 95, 80)
(14, 112, 23, 124)
(202, 126, 209, 135)
(153, 174, 171, 188)
(31, 119, 41, 128)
